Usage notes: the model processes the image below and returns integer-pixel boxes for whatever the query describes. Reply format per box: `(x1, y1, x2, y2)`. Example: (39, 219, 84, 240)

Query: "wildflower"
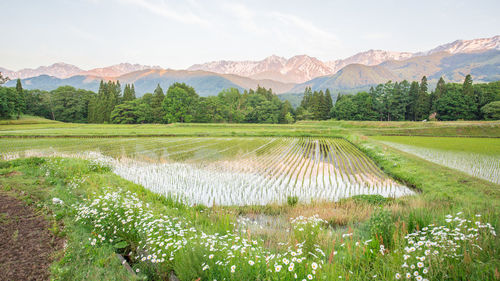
(307, 274, 313, 280)
(135, 268, 140, 273)
(417, 262, 424, 268)
(288, 263, 294, 271)
(275, 265, 282, 272)
(249, 260, 255, 266)
(406, 273, 411, 279)
(311, 262, 318, 270)
(209, 254, 214, 259)
(423, 268, 428, 274)
(395, 273, 401, 279)
(414, 271, 419, 276)
(231, 265, 236, 273)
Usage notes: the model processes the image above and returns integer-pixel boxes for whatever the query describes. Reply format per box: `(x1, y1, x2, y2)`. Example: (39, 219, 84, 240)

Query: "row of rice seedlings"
(381, 141, 500, 184)
(207, 138, 278, 173)
(1, 137, 415, 205)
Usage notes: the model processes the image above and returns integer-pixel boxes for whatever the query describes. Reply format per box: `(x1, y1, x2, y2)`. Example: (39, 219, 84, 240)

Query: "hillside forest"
(1, 72, 499, 123)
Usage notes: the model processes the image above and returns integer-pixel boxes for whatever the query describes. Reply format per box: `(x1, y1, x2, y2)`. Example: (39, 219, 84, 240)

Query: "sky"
(1, 0, 499, 70)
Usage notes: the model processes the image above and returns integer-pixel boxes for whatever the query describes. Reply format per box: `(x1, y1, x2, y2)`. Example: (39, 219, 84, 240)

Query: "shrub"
(367, 208, 394, 247)
(287, 195, 299, 206)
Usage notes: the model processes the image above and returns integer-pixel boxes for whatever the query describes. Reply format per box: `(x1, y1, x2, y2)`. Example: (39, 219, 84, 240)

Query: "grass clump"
(351, 194, 389, 205)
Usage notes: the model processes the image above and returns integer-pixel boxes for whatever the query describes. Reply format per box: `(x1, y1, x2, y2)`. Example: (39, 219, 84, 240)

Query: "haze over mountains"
(3, 35, 499, 97)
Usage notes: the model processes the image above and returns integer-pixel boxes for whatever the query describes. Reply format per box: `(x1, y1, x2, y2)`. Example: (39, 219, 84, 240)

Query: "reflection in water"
(0, 137, 414, 206)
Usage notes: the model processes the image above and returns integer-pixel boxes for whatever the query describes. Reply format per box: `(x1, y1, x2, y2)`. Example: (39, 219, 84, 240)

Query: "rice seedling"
(1, 137, 413, 206)
(378, 141, 500, 184)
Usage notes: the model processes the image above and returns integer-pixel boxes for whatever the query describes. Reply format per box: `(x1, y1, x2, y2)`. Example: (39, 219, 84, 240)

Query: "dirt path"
(0, 193, 63, 281)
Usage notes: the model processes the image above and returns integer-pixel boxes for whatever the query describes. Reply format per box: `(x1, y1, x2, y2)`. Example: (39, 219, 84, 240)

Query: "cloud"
(117, 0, 210, 25)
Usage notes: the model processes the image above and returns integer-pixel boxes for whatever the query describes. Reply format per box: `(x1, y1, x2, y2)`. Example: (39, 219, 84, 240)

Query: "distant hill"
(0, 63, 162, 79)
(6, 69, 295, 97)
(289, 50, 500, 94)
(2, 35, 498, 101)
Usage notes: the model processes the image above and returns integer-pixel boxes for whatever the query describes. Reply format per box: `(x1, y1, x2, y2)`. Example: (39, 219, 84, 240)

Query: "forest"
(0, 72, 499, 123)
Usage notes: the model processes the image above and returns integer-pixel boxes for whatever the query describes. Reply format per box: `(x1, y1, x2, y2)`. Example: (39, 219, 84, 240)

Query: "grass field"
(1, 116, 499, 281)
(372, 136, 500, 184)
(1, 116, 500, 137)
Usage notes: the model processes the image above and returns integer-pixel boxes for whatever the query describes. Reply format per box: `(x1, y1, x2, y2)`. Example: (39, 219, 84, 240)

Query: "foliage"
(367, 208, 394, 247)
(297, 87, 333, 120)
(110, 99, 153, 124)
(481, 101, 500, 120)
(331, 76, 500, 121)
(88, 80, 122, 123)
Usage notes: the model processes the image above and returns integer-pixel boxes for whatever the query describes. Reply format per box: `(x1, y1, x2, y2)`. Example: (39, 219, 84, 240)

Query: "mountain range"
(2, 35, 499, 99)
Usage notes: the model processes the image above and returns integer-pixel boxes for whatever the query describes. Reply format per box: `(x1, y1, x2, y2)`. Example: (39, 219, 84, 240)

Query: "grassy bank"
(1, 116, 499, 137)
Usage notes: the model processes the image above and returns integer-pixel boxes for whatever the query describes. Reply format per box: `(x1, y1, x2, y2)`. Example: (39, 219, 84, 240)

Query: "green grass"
(1, 116, 499, 137)
(371, 136, 500, 156)
(0, 117, 499, 280)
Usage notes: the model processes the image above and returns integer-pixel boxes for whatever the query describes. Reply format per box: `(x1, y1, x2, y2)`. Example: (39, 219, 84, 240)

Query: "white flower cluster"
(75, 188, 326, 279)
(395, 212, 496, 280)
(290, 215, 327, 230)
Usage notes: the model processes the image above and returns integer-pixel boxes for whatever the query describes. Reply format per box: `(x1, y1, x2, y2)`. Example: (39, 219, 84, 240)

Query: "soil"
(0, 193, 64, 281)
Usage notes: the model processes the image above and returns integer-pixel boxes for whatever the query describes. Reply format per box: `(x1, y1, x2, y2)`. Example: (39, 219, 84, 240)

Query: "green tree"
(151, 84, 165, 123)
(481, 101, 500, 120)
(324, 89, 333, 119)
(122, 84, 136, 102)
(0, 87, 16, 118)
(163, 83, 199, 123)
(415, 76, 430, 120)
(51, 86, 94, 123)
(110, 99, 152, 124)
(406, 81, 419, 121)
(463, 74, 474, 96)
(436, 84, 476, 120)
(14, 79, 25, 118)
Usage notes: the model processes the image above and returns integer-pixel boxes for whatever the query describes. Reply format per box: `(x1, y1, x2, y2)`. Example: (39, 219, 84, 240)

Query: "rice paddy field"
(373, 136, 500, 184)
(1, 118, 499, 281)
(0, 137, 413, 205)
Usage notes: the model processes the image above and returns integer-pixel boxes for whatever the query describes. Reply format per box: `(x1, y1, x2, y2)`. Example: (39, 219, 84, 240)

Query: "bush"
(481, 101, 500, 120)
(351, 194, 389, 205)
(367, 208, 394, 247)
(287, 195, 299, 206)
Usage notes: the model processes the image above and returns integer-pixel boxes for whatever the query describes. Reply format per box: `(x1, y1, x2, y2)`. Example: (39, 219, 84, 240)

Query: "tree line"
(301, 75, 499, 121)
(1, 71, 499, 122)
(0, 73, 296, 124)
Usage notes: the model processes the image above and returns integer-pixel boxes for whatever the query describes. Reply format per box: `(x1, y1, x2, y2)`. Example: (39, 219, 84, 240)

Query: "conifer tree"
(122, 84, 136, 102)
(324, 89, 333, 119)
(152, 84, 165, 123)
(415, 76, 430, 120)
(14, 79, 25, 118)
(463, 74, 473, 96)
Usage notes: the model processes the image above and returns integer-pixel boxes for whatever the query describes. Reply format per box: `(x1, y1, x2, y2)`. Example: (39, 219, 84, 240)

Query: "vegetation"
(1, 136, 498, 280)
(0, 70, 499, 280)
(0, 137, 413, 206)
(372, 136, 500, 184)
(2, 73, 499, 124)
(329, 76, 500, 121)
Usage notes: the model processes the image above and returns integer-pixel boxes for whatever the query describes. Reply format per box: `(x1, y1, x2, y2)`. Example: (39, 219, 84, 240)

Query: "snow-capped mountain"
(1, 35, 498, 87)
(0, 63, 162, 80)
(422, 35, 500, 55)
(0, 63, 84, 79)
(325, 50, 414, 74)
(188, 35, 499, 83)
(81, 63, 163, 77)
(189, 54, 332, 83)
